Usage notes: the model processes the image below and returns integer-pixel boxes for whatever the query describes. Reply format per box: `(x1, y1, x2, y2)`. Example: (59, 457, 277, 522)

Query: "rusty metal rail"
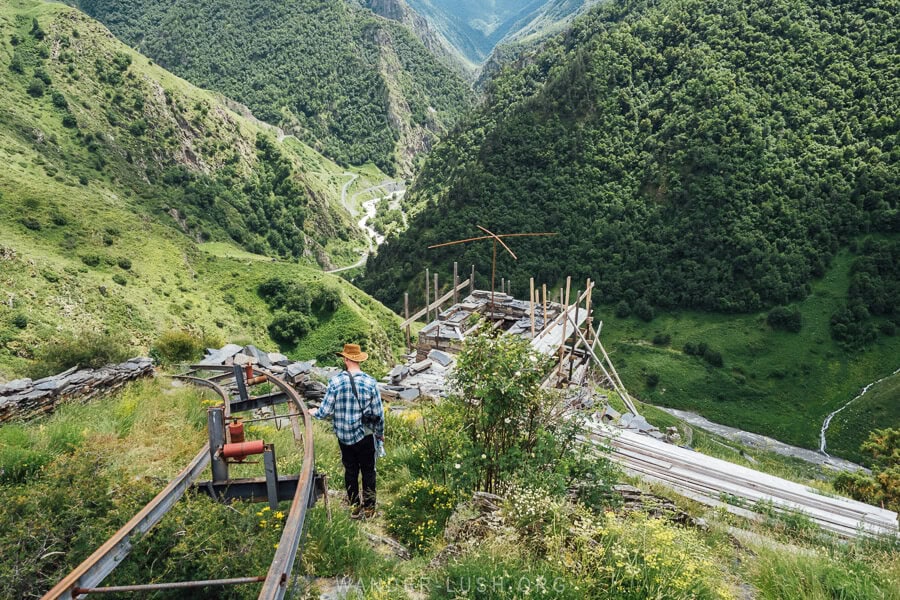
(41, 366, 317, 600)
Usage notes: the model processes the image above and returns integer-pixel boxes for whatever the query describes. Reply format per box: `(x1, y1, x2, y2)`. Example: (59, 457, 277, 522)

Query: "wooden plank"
(400, 279, 472, 328)
(591, 425, 898, 537)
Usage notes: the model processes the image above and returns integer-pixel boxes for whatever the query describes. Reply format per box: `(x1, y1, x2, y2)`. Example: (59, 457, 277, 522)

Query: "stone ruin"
(0, 358, 154, 423)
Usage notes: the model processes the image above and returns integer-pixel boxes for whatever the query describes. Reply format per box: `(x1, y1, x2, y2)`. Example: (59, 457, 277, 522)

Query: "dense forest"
(363, 0, 899, 334)
(71, 0, 475, 174)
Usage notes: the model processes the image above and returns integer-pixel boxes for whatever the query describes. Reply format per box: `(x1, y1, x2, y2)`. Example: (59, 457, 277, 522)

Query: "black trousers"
(339, 434, 376, 508)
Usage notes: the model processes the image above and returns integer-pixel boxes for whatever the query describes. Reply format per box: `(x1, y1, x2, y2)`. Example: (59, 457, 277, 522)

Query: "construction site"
(380, 265, 899, 541)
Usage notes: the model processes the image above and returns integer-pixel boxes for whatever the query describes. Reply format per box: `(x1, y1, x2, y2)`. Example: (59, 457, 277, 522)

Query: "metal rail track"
(41, 366, 317, 600)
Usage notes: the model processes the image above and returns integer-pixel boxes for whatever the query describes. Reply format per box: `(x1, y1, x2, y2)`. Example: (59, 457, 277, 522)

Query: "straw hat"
(336, 343, 368, 363)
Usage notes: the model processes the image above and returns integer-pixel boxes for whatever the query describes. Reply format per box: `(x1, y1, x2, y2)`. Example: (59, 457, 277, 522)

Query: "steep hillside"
(366, 0, 898, 314)
(361, 0, 900, 458)
(0, 1, 403, 379)
(405, 0, 600, 65)
(73, 0, 476, 176)
(358, 0, 472, 78)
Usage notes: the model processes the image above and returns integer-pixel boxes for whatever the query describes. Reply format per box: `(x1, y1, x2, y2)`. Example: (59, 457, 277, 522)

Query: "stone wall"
(0, 358, 154, 423)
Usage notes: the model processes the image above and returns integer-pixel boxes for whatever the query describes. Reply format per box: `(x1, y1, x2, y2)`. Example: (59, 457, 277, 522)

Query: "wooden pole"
(404, 293, 411, 352)
(453, 262, 459, 305)
(434, 272, 439, 317)
(491, 239, 497, 318)
(425, 269, 430, 322)
(542, 283, 547, 322)
(471, 265, 476, 291)
(557, 277, 571, 382)
(530, 277, 536, 338)
(584, 278, 593, 346)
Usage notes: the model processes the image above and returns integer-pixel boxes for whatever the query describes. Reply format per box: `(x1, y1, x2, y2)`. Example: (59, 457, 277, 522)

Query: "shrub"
(633, 298, 655, 322)
(767, 306, 802, 332)
(62, 114, 78, 128)
(449, 330, 618, 497)
(683, 342, 698, 355)
(615, 300, 631, 318)
(702, 348, 723, 367)
(555, 511, 731, 599)
(112, 273, 127, 286)
(150, 330, 205, 365)
(29, 330, 132, 378)
(651, 333, 671, 346)
(9, 54, 23, 74)
(646, 373, 660, 387)
(384, 478, 456, 553)
(26, 78, 45, 98)
(33, 68, 51, 84)
(80, 254, 101, 267)
(834, 428, 900, 511)
(11, 314, 28, 329)
(20, 217, 41, 231)
(116, 257, 131, 270)
(51, 90, 67, 109)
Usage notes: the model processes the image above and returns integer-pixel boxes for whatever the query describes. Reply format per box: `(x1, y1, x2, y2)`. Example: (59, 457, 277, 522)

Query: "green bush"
(26, 78, 45, 98)
(29, 330, 132, 378)
(80, 253, 101, 267)
(150, 329, 205, 365)
(651, 333, 671, 346)
(384, 478, 456, 553)
(112, 273, 127, 286)
(117, 257, 132, 270)
(702, 348, 723, 367)
(20, 217, 41, 231)
(11, 314, 28, 329)
(767, 306, 802, 332)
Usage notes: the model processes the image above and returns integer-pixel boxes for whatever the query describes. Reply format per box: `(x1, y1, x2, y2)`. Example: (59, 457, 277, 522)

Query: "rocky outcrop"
(0, 358, 155, 423)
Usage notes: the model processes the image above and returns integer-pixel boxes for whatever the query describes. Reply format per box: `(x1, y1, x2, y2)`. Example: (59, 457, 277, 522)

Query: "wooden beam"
(399, 278, 471, 328)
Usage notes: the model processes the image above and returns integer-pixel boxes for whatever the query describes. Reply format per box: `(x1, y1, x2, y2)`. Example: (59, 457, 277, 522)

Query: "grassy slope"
(0, 0, 403, 379)
(603, 246, 900, 463)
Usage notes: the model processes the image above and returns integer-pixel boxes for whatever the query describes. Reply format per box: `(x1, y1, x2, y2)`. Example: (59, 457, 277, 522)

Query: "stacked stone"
(0, 357, 154, 423)
(198, 344, 327, 402)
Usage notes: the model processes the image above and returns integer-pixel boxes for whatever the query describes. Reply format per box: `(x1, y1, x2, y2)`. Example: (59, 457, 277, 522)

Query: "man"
(313, 343, 384, 519)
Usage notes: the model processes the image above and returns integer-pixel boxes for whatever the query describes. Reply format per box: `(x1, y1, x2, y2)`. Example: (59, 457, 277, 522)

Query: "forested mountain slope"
(0, 1, 402, 378)
(405, 0, 600, 65)
(72, 0, 475, 176)
(364, 0, 899, 321)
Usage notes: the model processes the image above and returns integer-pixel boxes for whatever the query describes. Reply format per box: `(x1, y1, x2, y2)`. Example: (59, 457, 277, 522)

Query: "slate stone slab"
(398, 388, 420, 401)
(243, 345, 272, 368)
(34, 378, 68, 393)
(268, 352, 291, 366)
(2, 378, 32, 394)
(428, 350, 453, 367)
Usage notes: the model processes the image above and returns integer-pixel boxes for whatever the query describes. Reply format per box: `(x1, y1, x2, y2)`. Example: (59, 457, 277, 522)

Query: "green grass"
(600, 247, 900, 463)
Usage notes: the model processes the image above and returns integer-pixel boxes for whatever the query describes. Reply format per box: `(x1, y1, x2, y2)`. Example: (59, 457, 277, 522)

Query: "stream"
(819, 366, 900, 455)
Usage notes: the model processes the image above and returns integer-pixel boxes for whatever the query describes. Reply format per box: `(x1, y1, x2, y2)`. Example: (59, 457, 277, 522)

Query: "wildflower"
(454, 463, 461, 469)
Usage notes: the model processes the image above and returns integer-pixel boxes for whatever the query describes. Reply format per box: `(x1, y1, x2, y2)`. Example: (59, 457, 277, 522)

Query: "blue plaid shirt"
(313, 371, 384, 445)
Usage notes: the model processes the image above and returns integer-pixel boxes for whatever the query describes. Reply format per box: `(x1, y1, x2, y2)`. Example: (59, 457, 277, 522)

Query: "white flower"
(481, 453, 487, 459)
(454, 463, 461, 469)
(504, 417, 511, 424)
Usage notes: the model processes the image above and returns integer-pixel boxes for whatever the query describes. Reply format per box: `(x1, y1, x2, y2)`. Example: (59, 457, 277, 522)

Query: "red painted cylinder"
(228, 421, 245, 444)
(222, 440, 265, 458)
